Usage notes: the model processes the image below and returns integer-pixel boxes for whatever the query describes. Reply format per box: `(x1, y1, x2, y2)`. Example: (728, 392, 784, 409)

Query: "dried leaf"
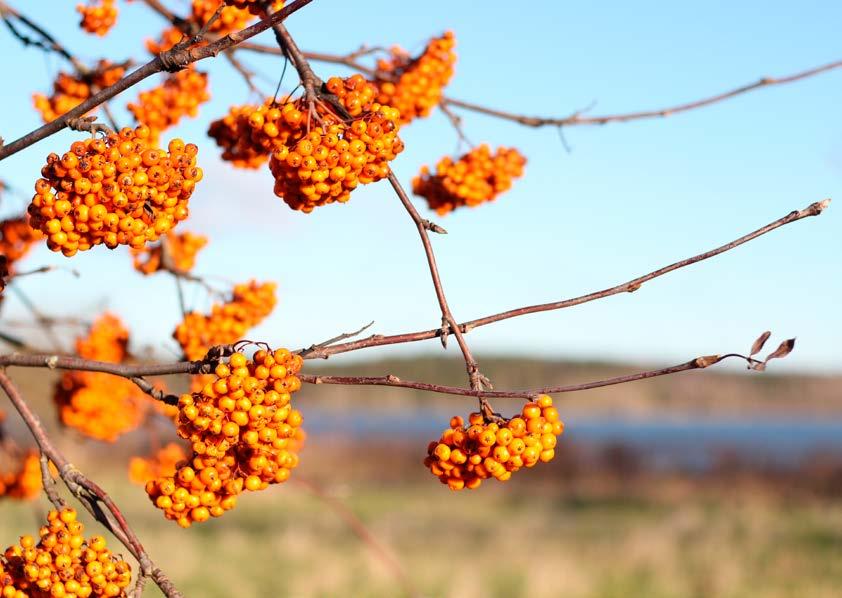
(750, 331, 772, 357)
(764, 338, 796, 363)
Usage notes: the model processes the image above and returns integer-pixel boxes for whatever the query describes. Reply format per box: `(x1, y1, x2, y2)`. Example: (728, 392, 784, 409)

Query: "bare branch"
(0, 0, 317, 161)
(299, 349, 767, 400)
(441, 60, 842, 128)
(308, 199, 831, 359)
(0, 369, 182, 597)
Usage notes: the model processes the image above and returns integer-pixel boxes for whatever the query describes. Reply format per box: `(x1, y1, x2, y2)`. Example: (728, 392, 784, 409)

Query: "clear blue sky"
(0, 1, 839, 372)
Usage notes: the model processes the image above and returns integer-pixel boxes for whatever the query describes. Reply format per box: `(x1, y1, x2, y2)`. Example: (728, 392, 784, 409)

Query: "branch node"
(694, 354, 721, 368)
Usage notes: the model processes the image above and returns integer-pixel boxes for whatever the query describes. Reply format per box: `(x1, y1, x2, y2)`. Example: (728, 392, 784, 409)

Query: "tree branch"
(441, 59, 842, 128)
(299, 350, 764, 400)
(0, 0, 317, 161)
(0, 369, 182, 598)
(306, 199, 831, 358)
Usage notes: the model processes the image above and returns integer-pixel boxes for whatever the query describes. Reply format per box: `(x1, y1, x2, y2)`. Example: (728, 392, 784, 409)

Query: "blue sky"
(0, 1, 839, 373)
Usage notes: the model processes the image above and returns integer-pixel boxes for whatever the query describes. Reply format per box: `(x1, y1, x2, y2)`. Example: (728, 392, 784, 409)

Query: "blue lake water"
(301, 408, 842, 468)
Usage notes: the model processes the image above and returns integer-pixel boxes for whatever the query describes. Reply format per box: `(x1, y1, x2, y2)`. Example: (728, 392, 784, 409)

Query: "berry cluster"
(0, 451, 41, 501)
(145, 27, 184, 55)
(269, 75, 404, 211)
(33, 62, 126, 123)
(53, 314, 147, 442)
(424, 395, 564, 490)
(225, 0, 282, 14)
(375, 31, 456, 125)
(207, 104, 269, 169)
(127, 69, 210, 141)
(191, 0, 284, 35)
(29, 126, 201, 256)
(0, 218, 44, 272)
(145, 349, 304, 526)
(210, 75, 404, 211)
(0, 508, 132, 597)
(77, 0, 118, 36)
(173, 280, 277, 360)
(131, 230, 207, 275)
(412, 145, 526, 215)
(128, 443, 188, 486)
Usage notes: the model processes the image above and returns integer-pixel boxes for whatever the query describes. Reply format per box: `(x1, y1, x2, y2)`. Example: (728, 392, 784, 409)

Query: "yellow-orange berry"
(146, 348, 304, 525)
(173, 281, 276, 360)
(374, 32, 456, 124)
(424, 395, 564, 490)
(29, 126, 201, 256)
(413, 145, 526, 215)
(77, 0, 118, 36)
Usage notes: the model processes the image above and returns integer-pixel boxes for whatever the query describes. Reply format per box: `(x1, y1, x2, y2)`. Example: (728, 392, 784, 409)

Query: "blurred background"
(1, 1, 841, 596)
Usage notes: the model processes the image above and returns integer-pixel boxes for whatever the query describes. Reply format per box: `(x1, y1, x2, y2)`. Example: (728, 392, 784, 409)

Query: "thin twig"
(0, 370, 182, 598)
(299, 350, 767, 399)
(306, 199, 831, 359)
(0, 0, 317, 161)
(296, 477, 420, 598)
(441, 60, 842, 127)
(299, 321, 375, 356)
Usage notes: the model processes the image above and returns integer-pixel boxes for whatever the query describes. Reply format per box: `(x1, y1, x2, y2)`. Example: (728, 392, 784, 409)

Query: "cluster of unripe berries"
(127, 69, 210, 142)
(53, 315, 147, 442)
(131, 230, 207, 275)
(424, 395, 564, 490)
(128, 443, 187, 486)
(173, 280, 276, 360)
(413, 145, 526, 215)
(77, 0, 118, 36)
(29, 126, 201, 256)
(374, 31, 456, 125)
(145, 349, 305, 526)
(33, 62, 125, 123)
(209, 74, 404, 211)
(0, 217, 43, 271)
(0, 451, 41, 501)
(0, 508, 131, 597)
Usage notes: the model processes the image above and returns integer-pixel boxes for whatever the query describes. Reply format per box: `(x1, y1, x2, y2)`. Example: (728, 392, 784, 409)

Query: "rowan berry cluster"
(191, 0, 284, 35)
(424, 395, 564, 490)
(0, 218, 43, 272)
(33, 62, 126, 123)
(0, 452, 41, 501)
(225, 0, 283, 14)
(207, 104, 269, 169)
(145, 27, 184, 56)
(131, 230, 207, 275)
(173, 280, 277, 360)
(268, 75, 404, 211)
(0, 508, 132, 597)
(127, 69, 210, 141)
(145, 349, 305, 526)
(53, 314, 146, 442)
(210, 75, 404, 210)
(77, 0, 118, 36)
(128, 443, 188, 486)
(29, 126, 201, 256)
(375, 31, 456, 124)
(412, 145, 526, 215)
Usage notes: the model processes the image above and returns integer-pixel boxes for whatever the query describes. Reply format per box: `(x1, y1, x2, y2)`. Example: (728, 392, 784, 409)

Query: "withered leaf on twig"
(750, 330, 772, 357)
(764, 338, 796, 363)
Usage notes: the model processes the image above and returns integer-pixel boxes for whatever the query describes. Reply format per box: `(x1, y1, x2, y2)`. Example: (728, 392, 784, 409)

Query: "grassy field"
(3, 442, 842, 598)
